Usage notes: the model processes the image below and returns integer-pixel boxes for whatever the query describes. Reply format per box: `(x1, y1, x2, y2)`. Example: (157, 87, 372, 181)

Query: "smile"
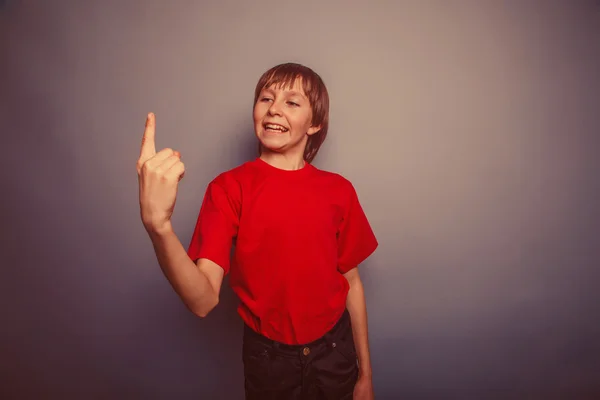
(264, 123, 289, 132)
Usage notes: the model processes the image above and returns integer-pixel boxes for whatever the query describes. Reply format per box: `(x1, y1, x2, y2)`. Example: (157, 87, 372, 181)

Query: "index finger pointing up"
(140, 112, 156, 162)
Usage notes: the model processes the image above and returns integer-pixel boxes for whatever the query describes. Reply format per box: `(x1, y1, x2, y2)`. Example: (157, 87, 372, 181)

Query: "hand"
(353, 375, 374, 400)
(136, 113, 185, 234)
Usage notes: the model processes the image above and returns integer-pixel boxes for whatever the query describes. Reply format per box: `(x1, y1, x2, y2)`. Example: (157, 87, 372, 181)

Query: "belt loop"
(268, 340, 279, 360)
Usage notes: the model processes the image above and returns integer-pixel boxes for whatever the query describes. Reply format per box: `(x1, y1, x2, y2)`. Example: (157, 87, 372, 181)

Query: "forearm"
(345, 271, 373, 378)
(148, 223, 217, 316)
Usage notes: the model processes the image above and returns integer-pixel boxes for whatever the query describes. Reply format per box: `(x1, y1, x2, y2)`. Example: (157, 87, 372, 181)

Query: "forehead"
(262, 77, 307, 97)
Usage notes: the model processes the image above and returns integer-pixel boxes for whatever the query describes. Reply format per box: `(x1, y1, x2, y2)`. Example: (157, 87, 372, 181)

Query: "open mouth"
(264, 123, 289, 133)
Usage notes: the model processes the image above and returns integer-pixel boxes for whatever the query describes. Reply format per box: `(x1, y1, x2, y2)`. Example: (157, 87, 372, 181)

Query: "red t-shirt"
(186, 157, 378, 345)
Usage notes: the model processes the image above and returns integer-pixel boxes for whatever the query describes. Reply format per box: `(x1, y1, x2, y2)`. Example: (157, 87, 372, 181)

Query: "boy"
(137, 63, 378, 399)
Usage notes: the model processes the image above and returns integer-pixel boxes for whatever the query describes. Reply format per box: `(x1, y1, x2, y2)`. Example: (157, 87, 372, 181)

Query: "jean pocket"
(332, 338, 358, 364)
(243, 335, 271, 361)
(243, 340, 272, 386)
(243, 342, 301, 392)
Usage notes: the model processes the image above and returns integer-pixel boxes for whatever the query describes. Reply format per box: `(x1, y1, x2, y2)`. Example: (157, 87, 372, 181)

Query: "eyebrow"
(263, 87, 307, 100)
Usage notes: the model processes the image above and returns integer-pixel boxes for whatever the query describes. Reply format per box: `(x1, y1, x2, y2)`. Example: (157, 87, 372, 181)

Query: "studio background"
(1, 1, 599, 399)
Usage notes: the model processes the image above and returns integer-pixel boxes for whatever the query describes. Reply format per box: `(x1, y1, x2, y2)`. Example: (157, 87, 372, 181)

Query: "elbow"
(190, 295, 219, 318)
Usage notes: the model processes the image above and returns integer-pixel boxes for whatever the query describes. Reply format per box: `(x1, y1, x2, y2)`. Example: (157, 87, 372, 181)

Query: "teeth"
(265, 124, 288, 132)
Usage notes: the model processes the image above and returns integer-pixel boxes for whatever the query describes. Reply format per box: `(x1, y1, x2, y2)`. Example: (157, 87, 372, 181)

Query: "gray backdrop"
(2, 0, 599, 399)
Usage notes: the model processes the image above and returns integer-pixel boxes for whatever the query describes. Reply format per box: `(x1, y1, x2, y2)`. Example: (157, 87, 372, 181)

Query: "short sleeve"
(337, 182, 378, 274)
(186, 175, 240, 275)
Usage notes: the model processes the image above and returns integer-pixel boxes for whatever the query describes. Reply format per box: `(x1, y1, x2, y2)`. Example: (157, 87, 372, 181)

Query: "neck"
(259, 152, 306, 171)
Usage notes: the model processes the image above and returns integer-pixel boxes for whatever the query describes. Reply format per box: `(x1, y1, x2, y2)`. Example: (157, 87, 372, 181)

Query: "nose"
(268, 100, 282, 116)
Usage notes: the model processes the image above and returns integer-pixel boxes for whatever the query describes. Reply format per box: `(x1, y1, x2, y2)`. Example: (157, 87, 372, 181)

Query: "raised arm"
(137, 112, 223, 317)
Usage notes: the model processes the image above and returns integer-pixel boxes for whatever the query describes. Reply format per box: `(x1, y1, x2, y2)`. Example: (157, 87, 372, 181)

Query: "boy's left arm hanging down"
(344, 267, 375, 399)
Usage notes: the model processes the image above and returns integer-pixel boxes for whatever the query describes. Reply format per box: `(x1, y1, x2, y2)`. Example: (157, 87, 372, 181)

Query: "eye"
(287, 101, 300, 107)
(261, 97, 273, 102)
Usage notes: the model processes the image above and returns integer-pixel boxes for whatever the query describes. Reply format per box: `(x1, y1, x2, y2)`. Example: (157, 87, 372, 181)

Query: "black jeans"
(242, 309, 359, 400)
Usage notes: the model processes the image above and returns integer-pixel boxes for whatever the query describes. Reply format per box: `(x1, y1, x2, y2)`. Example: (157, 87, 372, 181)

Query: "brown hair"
(253, 63, 329, 163)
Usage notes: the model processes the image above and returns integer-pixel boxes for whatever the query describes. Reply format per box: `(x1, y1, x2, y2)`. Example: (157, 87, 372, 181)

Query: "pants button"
(303, 347, 310, 356)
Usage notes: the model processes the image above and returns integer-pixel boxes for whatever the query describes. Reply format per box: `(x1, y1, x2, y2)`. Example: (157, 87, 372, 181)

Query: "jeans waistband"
(243, 309, 351, 351)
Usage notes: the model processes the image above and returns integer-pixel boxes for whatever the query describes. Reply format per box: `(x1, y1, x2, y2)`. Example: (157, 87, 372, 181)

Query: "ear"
(307, 125, 322, 136)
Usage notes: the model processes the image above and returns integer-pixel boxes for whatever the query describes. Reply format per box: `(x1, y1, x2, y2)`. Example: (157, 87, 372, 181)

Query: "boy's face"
(253, 78, 321, 160)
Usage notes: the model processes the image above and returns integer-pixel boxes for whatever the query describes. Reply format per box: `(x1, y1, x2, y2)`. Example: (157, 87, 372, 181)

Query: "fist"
(136, 113, 185, 234)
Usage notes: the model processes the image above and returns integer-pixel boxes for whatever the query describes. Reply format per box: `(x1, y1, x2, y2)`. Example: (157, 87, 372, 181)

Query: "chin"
(258, 130, 287, 142)
(259, 139, 288, 153)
